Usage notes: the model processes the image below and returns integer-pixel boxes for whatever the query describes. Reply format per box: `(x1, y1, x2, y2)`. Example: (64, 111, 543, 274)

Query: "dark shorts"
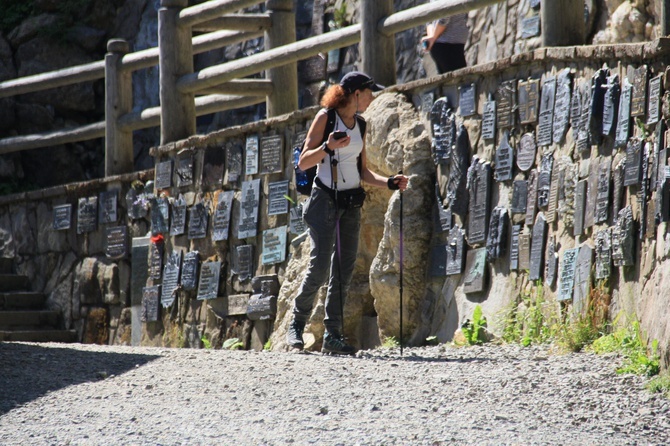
(430, 42, 467, 74)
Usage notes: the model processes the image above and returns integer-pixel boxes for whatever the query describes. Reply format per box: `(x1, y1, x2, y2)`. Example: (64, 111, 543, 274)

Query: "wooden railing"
(0, 0, 582, 178)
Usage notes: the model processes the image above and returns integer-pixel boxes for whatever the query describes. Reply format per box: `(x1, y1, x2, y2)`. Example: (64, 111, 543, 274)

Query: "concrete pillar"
(159, 0, 196, 145)
(361, 0, 396, 88)
(541, 0, 585, 47)
(105, 39, 133, 176)
(265, 0, 298, 117)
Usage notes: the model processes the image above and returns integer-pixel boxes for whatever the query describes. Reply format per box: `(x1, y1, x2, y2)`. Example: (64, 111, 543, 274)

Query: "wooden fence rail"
(0, 0, 587, 177)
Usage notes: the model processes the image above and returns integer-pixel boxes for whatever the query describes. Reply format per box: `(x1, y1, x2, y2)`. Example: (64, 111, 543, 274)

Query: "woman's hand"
(420, 36, 434, 52)
(388, 174, 409, 191)
(326, 131, 350, 151)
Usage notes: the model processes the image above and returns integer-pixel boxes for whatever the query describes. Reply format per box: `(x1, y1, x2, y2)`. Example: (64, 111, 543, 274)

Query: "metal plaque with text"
(612, 159, 625, 220)
(187, 202, 208, 240)
(511, 180, 528, 215)
(545, 238, 558, 288)
(77, 196, 97, 234)
(612, 206, 635, 266)
(430, 98, 457, 164)
(553, 69, 572, 144)
(486, 207, 508, 260)
(518, 232, 531, 271)
(176, 151, 194, 188)
(268, 180, 290, 216)
(573, 245, 593, 316)
(595, 157, 612, 224)
(98, 190, 118, 224)
(494, 131, 514, 182)
(615, 79, 632, 147)
(537, 77, 556, 146)
(290, 203, 307, 235)
(630, 65, 648, 118)
(602, 74, 620, 137)
(557, 248, 578, 302)
(510, 224, 521, 271)
(53, 204, 72, 230)
(262, 226, 287, 265)
(141, 285, 160, 322)
(260, 134, 283, 174)
(517, 132, 536, 172)
(155, 160, 173, 190)
(238, 179, 261, 239)
(647, 74, 662, 126)
(497, 80, 517, 129)
(459, 83, 476, 117)
(197, 261, 221, 301)
(446, 226, 465, 275)
(584, 157, 599, 229)
(105, 226, 127, 259)
(525, 169, 538, 226)
(181, 251, 199, 291)
(245, 135, 259, 175)
(573, 179, 587, 236)
(149, 239, 164, 280)
(481, 98, 496, 140)
(446, 125, 471, 218)
(529, 212, 547, 281)
(170, 195, 186, 236)
(151, 197, 169, 236)
(467, 158, 491, 245)
(546, 164, 560, 224)
(226, 141, 243, 184)
(235, 244, 254, 281)
(517, 78, 538, 125)
(595, 229, 612, 279)
(537, 154, 554, 209)
(212, 190, 235, 242)
(624, 138, 643, 186)
(463, 248, 488, 294)
(161, 251, 182, 308)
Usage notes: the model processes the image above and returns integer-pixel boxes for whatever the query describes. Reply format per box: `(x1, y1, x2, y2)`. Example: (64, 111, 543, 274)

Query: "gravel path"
(0, 341, 668, 446)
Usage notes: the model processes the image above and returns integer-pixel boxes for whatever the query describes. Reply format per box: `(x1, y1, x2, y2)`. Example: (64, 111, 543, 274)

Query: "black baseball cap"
(339, 71, 385, 93)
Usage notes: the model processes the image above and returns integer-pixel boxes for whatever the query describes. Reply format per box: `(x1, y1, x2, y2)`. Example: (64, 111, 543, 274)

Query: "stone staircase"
(0, 258, 77, 343)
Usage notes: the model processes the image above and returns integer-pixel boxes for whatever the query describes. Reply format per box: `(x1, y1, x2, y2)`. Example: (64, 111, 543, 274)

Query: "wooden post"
(105, 39, 133, 176)
(361, 0, 396, 88)
(265, 0, 298, 117)
(159, 0, 195, 145)
(541, 0, 585, 47)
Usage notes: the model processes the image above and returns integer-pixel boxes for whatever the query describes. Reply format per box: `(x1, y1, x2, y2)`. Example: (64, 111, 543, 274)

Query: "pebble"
(0, 342, 668, 445)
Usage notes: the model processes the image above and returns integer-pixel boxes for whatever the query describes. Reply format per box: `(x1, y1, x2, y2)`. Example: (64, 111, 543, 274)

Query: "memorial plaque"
(155, 160, 173, 190)
(612, 159, 625, 220)
(245, 135, 259, 175)
(227, 294, 251, 316)
(181, 251, 199, 291)
(646, 193, 656, 239)
(517, 79, 539, 125)
(161, 251, 182, 308)
(76, 196, 97, 234)
(202, 145, 225, 190)
(658, 176, 670, 223)
(131, 236, 150, 310)
(481, 98, 496, 140)
(494, 131, 514, 182)
(238, 179, 260, 239)
(235, 245, 254, 281)
(518, 232, 531, 271)
(260, 134, 283, 174)
(421, 91, 435, 119)
(624, 138, 643, 186)
(53, 204, 72, 230)
(517, 132, 536, 172)
(529, 212, 547, 281)
(573, 179, 587, 236)
(630, 65, 648, 118)
(546, 165, 560, 224)
(459, 83, 476, 117)
(151, 196, 169, 236)
(227, 141, 243, 184)
(486, 207, 508, 260)
(511, 180, 528, 214)
(602, 74, 620, 137)
(638, 142, 651, 239)
(595, 157, 612, 224)
(170, 194, 187, 236)
(175, 151, 194, 188)
(612, 206, 635, 266)
(577, 81, 591, 153)
(552, 69, 572, 145)
(430, 244, 447, 277)
(467, 158, 491, 245)
(573, 245, 593, 316)
(446, 226, 466, 275)
(647, 74, 662, 126)
(188, 202, 208, 240)
(595, 229, 612, 280)
(510, 224, 521, 271)
(570, 79, 583, 132)
(290, 203, 307, 235)
(446, 125, 471, 218)
(584, 158, 599, 229)
(521, 15, 541, 38)
(463, 248, 488, 294)
(430, 98, 457, 164)
(537, 77, 556, 147)
(615, 79, 632, 148)
(545, 238, 558, 288)
(525, 169, 538, 226)
(651, 124, 663, 191)
(559, 161, 578, 229)
(435, 184, 453, 233)
(197, 261, 221, 301)
(537, 154, 554, 209)
(262, 226, 287, 265)
(212, 191, 234, 242)
(588, 69, 607, 144)
(497, 80, 516, 129)
(141, 285, 160, 322)
(105, 226, 127, 259)
(268, 180, 290, 216)
(557, 248, 579, 302)
(149, 239, 164, 280)
(99, 190, 118, 224)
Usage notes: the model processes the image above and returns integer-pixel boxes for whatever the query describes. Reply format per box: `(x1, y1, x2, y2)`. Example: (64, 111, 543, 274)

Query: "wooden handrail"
(179, 0, 263, 28)
(0, 122, 106, 155)
(0, 61, 105, 99)
(177, 24, 362, 94)
(193, 14, 272, 33)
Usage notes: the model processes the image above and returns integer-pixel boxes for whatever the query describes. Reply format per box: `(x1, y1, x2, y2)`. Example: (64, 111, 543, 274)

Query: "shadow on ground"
(0, 343, 161, 415)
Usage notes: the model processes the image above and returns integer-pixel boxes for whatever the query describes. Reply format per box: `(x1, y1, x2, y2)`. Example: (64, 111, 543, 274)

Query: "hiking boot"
(287, 319, 305, 350)
(321, 332, 356, 355)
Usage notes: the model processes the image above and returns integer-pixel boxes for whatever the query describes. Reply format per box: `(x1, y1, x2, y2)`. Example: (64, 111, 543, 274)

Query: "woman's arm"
(360, 144, 408, 191)
(421, 18, 448, 51)
(298, 110, 351, 170)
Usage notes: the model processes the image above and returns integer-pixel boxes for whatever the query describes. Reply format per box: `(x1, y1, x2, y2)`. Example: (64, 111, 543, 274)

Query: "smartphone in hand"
(333, 131, 347, 140)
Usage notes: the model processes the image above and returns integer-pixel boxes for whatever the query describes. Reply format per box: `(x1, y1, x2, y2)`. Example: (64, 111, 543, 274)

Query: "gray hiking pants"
(292, 186, 361, 334)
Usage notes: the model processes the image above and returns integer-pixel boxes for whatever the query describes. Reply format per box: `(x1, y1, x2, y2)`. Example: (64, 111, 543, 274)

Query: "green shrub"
(461, 305, 488, 345)
(223, 338, 244, 350)
(592, 319, 660, 377)
(501, 281, 556, 346)
(381, 336, 399, 349)
(646, 373, 670, 398)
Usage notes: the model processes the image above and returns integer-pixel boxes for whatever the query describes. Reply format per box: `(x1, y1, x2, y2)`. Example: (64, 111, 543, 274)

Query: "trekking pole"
(398, 171, 404, 356)
(331, 157, 345, 338)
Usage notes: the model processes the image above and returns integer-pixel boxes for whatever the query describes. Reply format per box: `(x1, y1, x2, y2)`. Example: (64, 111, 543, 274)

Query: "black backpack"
(294, 108, 366, 196)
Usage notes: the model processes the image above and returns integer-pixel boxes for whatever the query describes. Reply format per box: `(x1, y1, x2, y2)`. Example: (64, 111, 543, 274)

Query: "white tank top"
(316, 113, 363, 191)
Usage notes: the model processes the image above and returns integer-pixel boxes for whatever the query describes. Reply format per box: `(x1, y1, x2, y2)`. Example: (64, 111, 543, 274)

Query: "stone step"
(0, 292, 46, 310)
(0, 330, 77, 343)
(0, 258, 13, 274)
(0, 310, 59, 329)
(0, 275, 30, 292)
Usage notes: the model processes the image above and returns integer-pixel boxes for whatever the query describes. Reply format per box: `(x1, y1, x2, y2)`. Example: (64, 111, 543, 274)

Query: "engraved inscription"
(187, 202, 208, 240)
(446, 226, 465, 275)
(511, 180, 528, 215)
(235, 245, 253, 281)
(227, 141, 243, 184)
(99, 190, 118, 224)
(525, 169, 538, 226)
(537, 155, 554, 209)
(494, 131, 514, 182)
(595, 157, 612, 224)
(486, 207, 509, 260)
(238, 179, 261, 239)
(141, 286, 160, 322)
(553, 69, 572, 144)
(463, 248, 488, 294)
(647, 74, 662, 126)
(517, 132, 537, 172)
(573, 179, 587, 236)
(430, 98, 457, 165)
(212, 191, 235, 242)
(558, 248, 578, 302)
(161, 251, 182, 308)
(612, 206, 635, 266)
(510, 224, 521, 271)
(481, 98, 496, 140)
(181, 251, 199, 291)
(537, 77, 556, 147)
(155, 160, 173, 190)
(77, 196, 97, 235)
(624, 138, 643, 186)
(260, 134, 283, 174)
(546, 165, 560, 224)
(176, 151, 194, 188)
(245, 135, 259, 175)
(466, 158, 491, 245)
(615, 80, 632, 147)
(518, 232, 531, 271)
(197, 261, 221, 301)
(518, 79, 539, 125)
(595, 229, 612, 279)
(262, 226, 287, 265)
(602, 74, 620, 137)
(497, 80, 517, 129)
(170, 195, 186, 236)
(53, 204, 72, 230)
(459, 83, 476, 117)
(105, 226, 127, 259)
(529, 212, 547, 281)
(151, 197, 169, 236)
(545, 238, 558, 288)
(573, 245, 593, 316)
(630, 65, 648, 118)
(268, 180, 290, 216)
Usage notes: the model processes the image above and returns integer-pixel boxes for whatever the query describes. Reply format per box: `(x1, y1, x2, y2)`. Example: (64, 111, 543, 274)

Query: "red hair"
(320, 84, 351, 109)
